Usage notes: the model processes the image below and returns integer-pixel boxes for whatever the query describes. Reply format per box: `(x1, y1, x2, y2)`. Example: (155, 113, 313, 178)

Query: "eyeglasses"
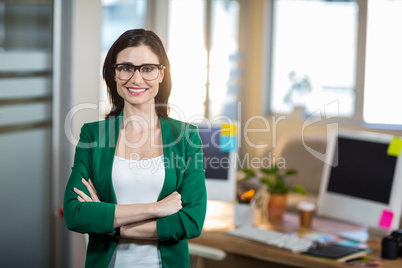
(113, 63, 164, 81)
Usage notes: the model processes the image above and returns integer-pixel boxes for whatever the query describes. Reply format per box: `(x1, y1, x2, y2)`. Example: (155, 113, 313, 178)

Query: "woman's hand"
(154, 191, 182, 218)
(74, 178, 101, 202)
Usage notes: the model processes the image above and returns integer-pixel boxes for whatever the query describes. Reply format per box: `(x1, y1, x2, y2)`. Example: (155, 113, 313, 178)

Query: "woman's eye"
(141, 66, 154, 73)
(120, 65, 133, 72)
(117, 65, 133, 73)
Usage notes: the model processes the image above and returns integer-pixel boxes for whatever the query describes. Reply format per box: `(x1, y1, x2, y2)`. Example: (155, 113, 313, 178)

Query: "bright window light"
(167, 0, 207, 121)
(270, 0, 357, 117)
(363, 0, 402, 125)
(168, 0, 240, 122)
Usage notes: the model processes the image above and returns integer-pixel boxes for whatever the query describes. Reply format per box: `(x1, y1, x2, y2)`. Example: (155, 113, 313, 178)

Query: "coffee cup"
(297, 201, 316, 229)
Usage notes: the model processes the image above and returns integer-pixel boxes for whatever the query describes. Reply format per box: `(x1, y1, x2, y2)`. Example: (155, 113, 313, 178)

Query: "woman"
(63, 29, 207, 268)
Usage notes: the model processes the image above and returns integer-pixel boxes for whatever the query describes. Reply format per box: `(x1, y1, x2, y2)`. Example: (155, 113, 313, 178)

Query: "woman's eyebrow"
(116, 62, 158, 65)
(116, 61, 133, 65)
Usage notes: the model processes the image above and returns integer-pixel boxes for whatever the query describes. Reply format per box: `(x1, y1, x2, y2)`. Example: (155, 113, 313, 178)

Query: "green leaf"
(284, 169, 298, 176)
(260, 168, 277, 175)
(242, 168, 255, 176)
(270, 184, 289, 194)
(272, 164, 279, 172)
(241, 166, 305, 196)
(292, 185, 306, 195)
(260, 177, 276, 189)
(239, 168, 255, 180)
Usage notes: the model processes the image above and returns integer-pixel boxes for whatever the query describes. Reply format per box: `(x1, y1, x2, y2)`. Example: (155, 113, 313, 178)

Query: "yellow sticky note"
(221, 123, 237, 136)
(387, 136, 402, 157)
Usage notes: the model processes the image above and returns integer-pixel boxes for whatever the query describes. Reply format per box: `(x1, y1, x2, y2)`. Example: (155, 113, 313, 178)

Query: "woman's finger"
(81, 178, 101, 202)
(88, 179, 97, 194)
(74, 187, 93, 202)
(81, 178, 98, 202)
(88, 179, 100, 202)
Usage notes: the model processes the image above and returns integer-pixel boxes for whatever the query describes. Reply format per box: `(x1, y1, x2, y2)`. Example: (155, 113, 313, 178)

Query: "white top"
(109, 155, 165, 268)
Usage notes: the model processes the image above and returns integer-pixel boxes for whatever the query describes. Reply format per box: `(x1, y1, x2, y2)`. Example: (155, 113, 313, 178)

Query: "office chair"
(189, 242, 226, 268)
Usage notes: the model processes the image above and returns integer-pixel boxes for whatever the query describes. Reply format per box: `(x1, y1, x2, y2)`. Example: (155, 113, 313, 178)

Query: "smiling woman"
(103, 30, 172, 120)
(63, 29, 207, 268)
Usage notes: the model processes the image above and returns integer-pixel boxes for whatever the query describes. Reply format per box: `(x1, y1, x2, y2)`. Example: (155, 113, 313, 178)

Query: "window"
(364, 0, 402, 125)
(168, 0, 240, 122)
(270, 0, 357, 117)
(101, 0, 147, 51)
(269, 0, 402, 127)
(209, 0, 240, 120)
(167, 0, 206, 120)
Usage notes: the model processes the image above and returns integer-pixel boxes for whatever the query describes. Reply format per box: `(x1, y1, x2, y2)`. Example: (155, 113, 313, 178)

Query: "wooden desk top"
(190, 201, 402, 268)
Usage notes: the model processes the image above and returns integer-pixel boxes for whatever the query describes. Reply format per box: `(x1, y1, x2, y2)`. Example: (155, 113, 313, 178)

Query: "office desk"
(190, 201, 402, 268)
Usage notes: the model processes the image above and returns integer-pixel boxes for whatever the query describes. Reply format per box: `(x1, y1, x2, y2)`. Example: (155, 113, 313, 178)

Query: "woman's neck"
(122, 103, 159, 130)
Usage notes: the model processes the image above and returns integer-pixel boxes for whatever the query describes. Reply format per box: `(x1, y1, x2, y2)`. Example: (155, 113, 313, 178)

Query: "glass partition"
(0, 1, 53, 267)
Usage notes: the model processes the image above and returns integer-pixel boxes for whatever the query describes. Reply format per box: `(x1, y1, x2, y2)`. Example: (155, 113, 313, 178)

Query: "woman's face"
(114, 45, 164, 108)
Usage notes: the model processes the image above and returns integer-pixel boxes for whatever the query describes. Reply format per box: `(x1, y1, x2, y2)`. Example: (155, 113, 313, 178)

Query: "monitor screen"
(196, 123, 237, 201)
(318, 130, 402, 232)
(198, 126, 230, 181)
(327, 137, 397, 204)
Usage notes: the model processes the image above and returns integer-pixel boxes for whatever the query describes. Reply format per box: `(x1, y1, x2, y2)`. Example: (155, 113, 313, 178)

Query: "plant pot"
(267, 194, 287, 220)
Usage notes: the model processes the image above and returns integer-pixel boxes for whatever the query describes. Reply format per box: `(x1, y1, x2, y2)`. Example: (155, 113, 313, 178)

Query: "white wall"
(68, 0, 102, 267)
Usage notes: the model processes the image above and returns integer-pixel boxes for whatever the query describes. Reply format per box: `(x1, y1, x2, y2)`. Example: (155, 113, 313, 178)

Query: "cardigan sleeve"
(63, 124, 116, 234)
(157, 125, 207, 241)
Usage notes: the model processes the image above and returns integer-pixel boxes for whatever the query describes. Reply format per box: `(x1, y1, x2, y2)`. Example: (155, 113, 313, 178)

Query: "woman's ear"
(158, 66, 165, 83)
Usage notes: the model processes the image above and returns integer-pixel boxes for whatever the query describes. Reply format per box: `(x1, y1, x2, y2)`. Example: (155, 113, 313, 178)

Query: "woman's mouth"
(127, 87, 147, 95)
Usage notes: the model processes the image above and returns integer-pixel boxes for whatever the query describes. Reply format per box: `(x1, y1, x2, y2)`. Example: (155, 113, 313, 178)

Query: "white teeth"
(128, 88, 147, 93)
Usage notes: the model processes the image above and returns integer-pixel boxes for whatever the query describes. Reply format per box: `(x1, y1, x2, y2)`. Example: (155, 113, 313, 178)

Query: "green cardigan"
(63, 115, 207, 268)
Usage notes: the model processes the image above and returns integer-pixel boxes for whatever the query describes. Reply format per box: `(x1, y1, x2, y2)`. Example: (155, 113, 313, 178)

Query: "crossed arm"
(73, 178, 182, 240)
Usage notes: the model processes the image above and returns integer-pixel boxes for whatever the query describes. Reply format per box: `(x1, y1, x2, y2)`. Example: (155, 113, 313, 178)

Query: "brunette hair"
(103, 29, 172, 119)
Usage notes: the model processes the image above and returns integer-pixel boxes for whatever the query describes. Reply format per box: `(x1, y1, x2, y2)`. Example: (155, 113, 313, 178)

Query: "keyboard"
(227, 225, 313, 252)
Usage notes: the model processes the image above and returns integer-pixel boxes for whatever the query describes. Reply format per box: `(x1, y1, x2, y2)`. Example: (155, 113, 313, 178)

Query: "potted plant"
(239, 164, 306, 219)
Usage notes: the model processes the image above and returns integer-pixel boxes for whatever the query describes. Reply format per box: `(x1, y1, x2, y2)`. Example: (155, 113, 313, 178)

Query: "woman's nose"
(130, 70, 143, 83)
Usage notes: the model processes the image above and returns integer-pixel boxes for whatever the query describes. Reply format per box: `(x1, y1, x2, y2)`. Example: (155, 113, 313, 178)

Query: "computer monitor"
(317, 129, 402, 233)
(195, 123, 237, 202)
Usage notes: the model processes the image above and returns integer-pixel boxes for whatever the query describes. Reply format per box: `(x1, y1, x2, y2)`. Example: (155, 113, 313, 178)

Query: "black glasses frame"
(113, 63, 164, 81)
